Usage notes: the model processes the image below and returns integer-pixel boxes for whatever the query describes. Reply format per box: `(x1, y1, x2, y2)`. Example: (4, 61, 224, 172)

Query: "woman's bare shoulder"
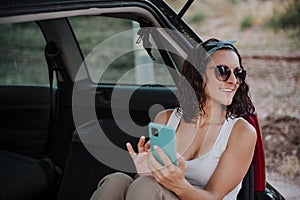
(154, 109, 175, 124)
(230, 118, 257, 145)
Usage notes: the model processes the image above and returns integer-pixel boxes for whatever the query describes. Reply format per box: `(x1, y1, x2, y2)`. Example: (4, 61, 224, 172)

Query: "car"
(0, 0, 285, 199)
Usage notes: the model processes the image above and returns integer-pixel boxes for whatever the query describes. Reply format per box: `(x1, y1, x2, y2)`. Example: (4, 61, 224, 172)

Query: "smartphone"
(148, 122, 177, 166)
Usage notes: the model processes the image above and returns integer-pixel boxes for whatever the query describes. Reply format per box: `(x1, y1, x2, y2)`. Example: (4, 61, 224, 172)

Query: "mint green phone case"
(149, 122, 177, 166)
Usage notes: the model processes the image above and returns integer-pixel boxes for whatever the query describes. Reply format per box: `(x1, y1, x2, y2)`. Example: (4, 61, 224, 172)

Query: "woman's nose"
(226, 71, 239, 84)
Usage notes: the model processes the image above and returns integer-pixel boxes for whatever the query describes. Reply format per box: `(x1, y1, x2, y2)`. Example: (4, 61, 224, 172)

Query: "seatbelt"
(44, 41, 65, 153)
(45, 41, 64, 103)
(43, 41, 65, 184)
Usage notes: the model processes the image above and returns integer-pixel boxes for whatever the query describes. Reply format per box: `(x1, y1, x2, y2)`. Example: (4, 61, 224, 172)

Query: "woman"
(90, 38, 257, 200)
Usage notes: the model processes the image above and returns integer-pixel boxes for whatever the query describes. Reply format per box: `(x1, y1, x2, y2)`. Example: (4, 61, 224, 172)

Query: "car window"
(0, 22, 49, 86)
(69, 16, 175, 86)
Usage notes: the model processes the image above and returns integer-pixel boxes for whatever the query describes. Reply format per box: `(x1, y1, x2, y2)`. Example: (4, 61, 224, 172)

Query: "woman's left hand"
(148, 145, 187, 192)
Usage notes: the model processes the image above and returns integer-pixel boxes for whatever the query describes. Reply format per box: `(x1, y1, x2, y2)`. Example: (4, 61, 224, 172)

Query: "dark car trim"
(0, 0, 201, 47)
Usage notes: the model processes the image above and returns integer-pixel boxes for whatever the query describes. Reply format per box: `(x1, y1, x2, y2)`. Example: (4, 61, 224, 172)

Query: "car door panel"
(95, 85, 178, 122)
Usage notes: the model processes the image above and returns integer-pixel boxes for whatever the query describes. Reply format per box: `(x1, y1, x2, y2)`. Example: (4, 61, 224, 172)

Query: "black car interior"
(0, 85, 58, 200)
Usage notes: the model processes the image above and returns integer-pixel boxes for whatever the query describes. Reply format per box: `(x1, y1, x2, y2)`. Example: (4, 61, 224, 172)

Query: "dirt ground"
(261, 115, 299, 179)
(261, 115, 300, 199)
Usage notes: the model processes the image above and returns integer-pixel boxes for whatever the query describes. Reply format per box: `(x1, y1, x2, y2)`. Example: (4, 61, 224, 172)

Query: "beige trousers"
(90, 172, 179, 200)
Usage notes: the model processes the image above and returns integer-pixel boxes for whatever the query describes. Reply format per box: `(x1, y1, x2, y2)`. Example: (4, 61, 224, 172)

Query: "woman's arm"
(203, 119, 257, 199)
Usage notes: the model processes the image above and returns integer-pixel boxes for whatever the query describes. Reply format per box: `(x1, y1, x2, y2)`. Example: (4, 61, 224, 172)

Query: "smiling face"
(204, 49, 241, 106)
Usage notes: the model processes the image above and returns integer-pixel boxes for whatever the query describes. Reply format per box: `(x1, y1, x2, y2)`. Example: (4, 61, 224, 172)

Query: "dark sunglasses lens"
(215, 65, 231, 81)
(234, 68, 246, 82)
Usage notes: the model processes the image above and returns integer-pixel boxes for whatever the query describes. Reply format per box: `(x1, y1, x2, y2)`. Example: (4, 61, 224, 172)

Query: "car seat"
(0, 150, 58, 200)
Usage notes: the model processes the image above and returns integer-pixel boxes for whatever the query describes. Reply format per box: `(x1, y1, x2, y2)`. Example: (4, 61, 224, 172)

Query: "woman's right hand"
(126, 136, 152, 177)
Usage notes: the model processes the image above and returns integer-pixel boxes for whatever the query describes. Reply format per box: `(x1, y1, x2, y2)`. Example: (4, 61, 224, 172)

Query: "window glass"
(0, 22, 49, 86)
(69, 16, 175, 86)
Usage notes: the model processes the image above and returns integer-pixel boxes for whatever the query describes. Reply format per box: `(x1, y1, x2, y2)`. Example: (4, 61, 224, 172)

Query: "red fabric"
(245, 114, 266, 192)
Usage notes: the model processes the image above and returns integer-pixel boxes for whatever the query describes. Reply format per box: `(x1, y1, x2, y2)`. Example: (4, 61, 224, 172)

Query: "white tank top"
(166, 108, 242, 200)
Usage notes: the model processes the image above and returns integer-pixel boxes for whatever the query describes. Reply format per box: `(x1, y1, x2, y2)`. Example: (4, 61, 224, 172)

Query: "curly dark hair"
(177, 38, 255, 122)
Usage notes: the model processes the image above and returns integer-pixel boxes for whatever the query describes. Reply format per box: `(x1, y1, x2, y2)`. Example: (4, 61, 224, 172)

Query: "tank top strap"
(224, 117, 242, 134)
(166, 107, 182, 130)
(216, 117, 243, 151)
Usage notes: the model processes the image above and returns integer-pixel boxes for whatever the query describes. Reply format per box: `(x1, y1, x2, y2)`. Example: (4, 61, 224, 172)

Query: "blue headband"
(205, 40, 237, 56)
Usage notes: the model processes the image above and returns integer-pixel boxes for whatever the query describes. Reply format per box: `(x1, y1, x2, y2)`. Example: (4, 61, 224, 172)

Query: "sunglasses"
(210, 65, 246, 83)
